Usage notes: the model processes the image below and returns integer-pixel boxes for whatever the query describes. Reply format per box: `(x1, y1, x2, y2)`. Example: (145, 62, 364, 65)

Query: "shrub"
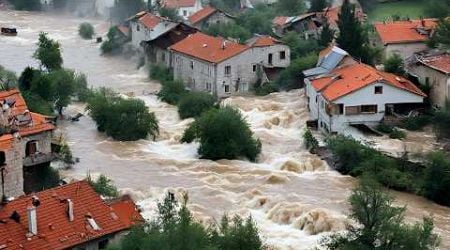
(177, 92, 216, 119)
(401, 115, 432, 131)
(384, 53, 405, 75)
(254, 82, 278, 96)
(181, 106, 261, 162)
(87, 174, 119, 199)
(275, 54, 318, 90)
(157, 80, 187, 105)
(376, 123, 393, 134)
(423, 152, 450, 206)
(433, 104, 450, 139)
(21, 91, 54, 115)
(78, 22, 95, 39)
(389, 128, 406, 139)
(101, 27, 125, 55)
(33, 32, 63, 71)
(205, 22, 252, 43)
(58, 143, 75, 169)
(87, 88, 159, 141)
(303, 129, 319, 153)
(149, 64, 173, 82)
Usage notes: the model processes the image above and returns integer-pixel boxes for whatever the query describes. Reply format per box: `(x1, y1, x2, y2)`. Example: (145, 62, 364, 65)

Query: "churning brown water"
(1, 10, 449, 249)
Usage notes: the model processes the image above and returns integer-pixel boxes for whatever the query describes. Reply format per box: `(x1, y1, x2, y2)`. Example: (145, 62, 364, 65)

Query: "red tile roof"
(110, 197, 144, 227)
(0, 181, 141, 250)
(419, 53, 450, 74)
(249, 35, 282, 47)
(169, 32, 249, 63)
(272, 16, 289, 27)
(0, 89, 54, 138)
(139, 13, 162, 29)
(188, 6, 217, 25)
(162, 0, 197, 8)
(321, 6, 365, 28)
(311, 63, 426, 101)
(117, 25, 130, 36)
(374, 19, 438, 45)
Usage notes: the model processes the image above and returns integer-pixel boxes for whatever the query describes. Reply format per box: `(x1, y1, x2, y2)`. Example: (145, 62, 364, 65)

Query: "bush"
(181, 106, 261, 162)
(275, 54, 318, 90)
(401, 115, 432, 131)
(78, 22, 95, 39)
(376, 123, 393, 134)
(433, 104, 450, 139)
(254, 82, 278, 96)
(424, 152, 450, 206)
(149, 64, 173, 82)
(58, 143, 75, 169)
(87, 174, 119, 199)
(303, 129, 319, 153)
(384, 53, 405, 75)
(205, 22, 251, 43)
(389, 128, 406, 139)
(87, 88, 159, 141)
(21, 91, 54, 115)
(157, 80, 187, 105)
(101, 27, 125, 55)
(177, 92, 216, 119)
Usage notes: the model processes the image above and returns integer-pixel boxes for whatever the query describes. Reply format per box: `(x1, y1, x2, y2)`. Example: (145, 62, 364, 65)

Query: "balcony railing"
(23, 152, 55, 167)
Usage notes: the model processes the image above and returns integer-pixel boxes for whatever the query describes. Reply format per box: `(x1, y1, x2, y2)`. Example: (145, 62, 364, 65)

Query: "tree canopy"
(182, 106, 261, 162)
(309, 0, 328, 12)
(33, 32, 63, 71)
(384, 53, 405, 75)
(177, 92, 216, 119)
(78, 22, 95, 39)
(0, 65, 17, 91)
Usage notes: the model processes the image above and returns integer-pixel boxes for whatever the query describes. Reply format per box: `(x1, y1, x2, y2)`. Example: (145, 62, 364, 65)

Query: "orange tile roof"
(374, 19, 438, 45)
(419, 53, 450, 74)
(169, 32, 249, 63)
(0, 134, 14, 151)
(321, 6, 365, 28)
(0, 181, 141, 250)
(311, 63, 426, 101)
(272, 16, 289, 27)
(0, 89, 55, 137)
(139, 13, 162, 29)
(117, 25, 130, 36)
(188, 6, 217, 25)
(249, 35, 282, 47)
(110, 197, 144, 227)
(162, 0, 197, 8)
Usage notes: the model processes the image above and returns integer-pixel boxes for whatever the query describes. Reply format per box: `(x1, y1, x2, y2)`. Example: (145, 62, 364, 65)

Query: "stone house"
(407, 51, 450, 108)
(143, 23, 197, 68)
(169, 32, 290, 98)
(305, 62, 426, 134)
(0, 180, 143, 250)
(0, 89, 55, 198)
(188, 6, 235, 30)
(159, 0, 203, 19)
(373, 19, 438, 60)
(129, 11, 178, 49)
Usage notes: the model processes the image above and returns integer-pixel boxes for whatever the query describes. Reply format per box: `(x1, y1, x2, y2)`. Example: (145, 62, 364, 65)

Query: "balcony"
(23, 152, 55, 167)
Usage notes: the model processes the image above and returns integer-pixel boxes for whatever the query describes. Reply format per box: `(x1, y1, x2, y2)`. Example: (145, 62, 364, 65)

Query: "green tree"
(157, 80, 187, 105)
(78, 22, 95, 39)
(159, 7, 182, 21)
(18, 66, 39, 91)
(48, 69, 77, 115)
(425, 0, 450, 19)
(177, 92, 216, 119)
(424, 152, 450, 206)
(111, 0, 144, 23)
(0, 65, 17, 90)
(87, 174, 119, 198)
(433, 102, 450, 139)
(181, 106, 261, 161)
(236, 5, 275, 35)
(205, 23, 252, 43)
(282, 32, 319, 59)
(384, 53, 405, 75)
(10, 0, 41, 10)
(101, 27, 126, 55)
(321, 179, 440, 250)
(429, 18, 450, 49)
(336, 0, 370, 63)
(318, 20, 335, 48)
(275, 53, 318, 90)
(87, 88, 159, 141)
(303, 129, 319, 153)
(33, 32, 63, 71)
(275, 0, 305, 16)
(309, 0, 328, 12)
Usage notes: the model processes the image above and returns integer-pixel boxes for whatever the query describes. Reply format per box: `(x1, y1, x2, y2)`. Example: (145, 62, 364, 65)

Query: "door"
(268, 53, 273, 65)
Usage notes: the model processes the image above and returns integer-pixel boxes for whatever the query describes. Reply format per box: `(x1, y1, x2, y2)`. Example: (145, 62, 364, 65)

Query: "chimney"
(67, 199, 74, 222)
(27, 206, 37, 235)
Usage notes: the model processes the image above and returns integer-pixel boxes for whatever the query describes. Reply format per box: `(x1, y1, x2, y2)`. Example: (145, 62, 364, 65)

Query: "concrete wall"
(193, 12, 235, 30)
(130, 20, 177, 49)
(384, 43, 428, 60)
(147, 46, 172, 68)
(408, 64, 450, 108)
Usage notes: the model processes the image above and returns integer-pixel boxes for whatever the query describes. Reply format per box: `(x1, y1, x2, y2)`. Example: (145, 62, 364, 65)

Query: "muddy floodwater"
(1, 10, 449, 249)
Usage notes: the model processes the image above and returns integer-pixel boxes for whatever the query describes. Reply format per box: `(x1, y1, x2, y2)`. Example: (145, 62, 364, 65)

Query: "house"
(169, 32, 290, 97)
(407, 51, 450, 108)
(143, 23, 197, 68)
(188, 6, 235, 30)
(374, 19, 438, 60)
(318, 6, 366, 32)
(305, 62, 426, 134)
(159, 0, 203, 19)
(0, 180, 143, 250)
(0, 89, 55, 198)
(303, 45, 356, 78)
(272, 13, 322, 40)
(128, 11, 178, 49)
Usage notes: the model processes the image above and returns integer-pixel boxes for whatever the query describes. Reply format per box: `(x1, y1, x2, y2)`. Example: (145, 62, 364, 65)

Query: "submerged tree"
(33, 32, 63, 71)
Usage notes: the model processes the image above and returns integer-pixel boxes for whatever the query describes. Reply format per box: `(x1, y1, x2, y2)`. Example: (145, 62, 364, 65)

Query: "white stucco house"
(129, 11, 178, 49)
(305, 62, 426, 134)
(169, 32, 290, 98)
(159, 0, 203, 19)
(374, 19, 438, 60)
(407, 51, 450, 108)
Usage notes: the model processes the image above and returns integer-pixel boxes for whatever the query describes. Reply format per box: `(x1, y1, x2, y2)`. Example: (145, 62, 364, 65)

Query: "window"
(190, 61, 194, 69)
(206, 82, 211, 91)
(224, 65, 231, 76)
(361, 105, 377, 113)
(345, 106, 359, 115)
(315, 96, 318, 103)
(252, 64, 257, 72)
(25, 141, 38, 157)
(268, 53, 273, 65)
(279, 51, 286, 60)
(224, 84, 230, 93)
(183, 10, 187, 16)
(0, 152, 5, 166)
(375, 86, 383, 94)
(336, 104, 344, 115)
(136, 24, 140, 31)
(98, 239, 109, 249)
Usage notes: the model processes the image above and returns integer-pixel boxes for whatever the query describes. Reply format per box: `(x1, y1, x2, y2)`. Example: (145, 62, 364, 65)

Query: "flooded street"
(1, 10, 449, 249)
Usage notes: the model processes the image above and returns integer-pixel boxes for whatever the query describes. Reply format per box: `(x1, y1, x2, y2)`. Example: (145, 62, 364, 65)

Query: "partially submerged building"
(374, 19, 438, 60)
(0, 180, 143, 250)
(0, 89, 55, 198)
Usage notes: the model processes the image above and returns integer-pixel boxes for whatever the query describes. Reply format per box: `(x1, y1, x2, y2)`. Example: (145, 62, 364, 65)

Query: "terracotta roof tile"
(374, 19, 438, 45)
(139, 13, 162, 29)
(169, 32, 248, 63)
(0, 181, 140, 250)
(312, 63, 426, 101)
(188, 6, 217, 25)
(419, 53, 450, 74)
(110, 198, 144, 227)
(248, 35, 282, 47)
(162, 0, 197, 8)
(272, 16, 289, 27)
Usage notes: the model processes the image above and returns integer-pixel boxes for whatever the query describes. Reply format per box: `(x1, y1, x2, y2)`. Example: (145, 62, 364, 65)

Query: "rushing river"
(1, 10, 449, 249)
